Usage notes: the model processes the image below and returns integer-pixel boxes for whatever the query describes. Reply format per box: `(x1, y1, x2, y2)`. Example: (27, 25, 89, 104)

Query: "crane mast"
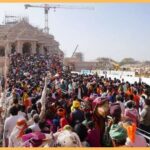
(44, 4, 49, 33)
(25, 4, 94, 34)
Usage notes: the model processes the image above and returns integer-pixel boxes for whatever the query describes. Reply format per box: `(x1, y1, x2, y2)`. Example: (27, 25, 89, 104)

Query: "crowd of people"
(0, 52, 150, 147)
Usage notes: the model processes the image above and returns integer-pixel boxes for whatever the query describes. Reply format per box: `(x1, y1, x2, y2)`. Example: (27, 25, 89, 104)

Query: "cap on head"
(72, 100, 80, 108)
(109, 124, 127, 141)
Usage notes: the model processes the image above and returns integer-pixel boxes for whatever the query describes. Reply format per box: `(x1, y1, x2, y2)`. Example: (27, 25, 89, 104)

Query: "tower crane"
(25, 4, 94, 34)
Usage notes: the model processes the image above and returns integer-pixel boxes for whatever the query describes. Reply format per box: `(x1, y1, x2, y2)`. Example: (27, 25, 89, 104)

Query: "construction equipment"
(64, 44, 79, 72)
(112, 62, 120, 70)
(108, 58, 120, 70)
(71, 44, 79, 58)
(4, 15, 28, 25)
(25, 4, 94, 34)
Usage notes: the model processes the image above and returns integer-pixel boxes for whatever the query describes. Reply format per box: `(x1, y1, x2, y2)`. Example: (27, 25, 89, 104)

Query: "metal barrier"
(137, 127, 150, 135)
(137, 128, 150, 146)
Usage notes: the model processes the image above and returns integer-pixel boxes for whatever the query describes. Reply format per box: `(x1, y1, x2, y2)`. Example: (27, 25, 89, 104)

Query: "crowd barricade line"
(136, 130, 150, 146)
(137, 128, 150, 135)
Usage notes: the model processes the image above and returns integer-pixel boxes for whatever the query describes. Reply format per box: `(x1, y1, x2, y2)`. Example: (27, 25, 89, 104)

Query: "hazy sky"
(0, 3, 150, 61)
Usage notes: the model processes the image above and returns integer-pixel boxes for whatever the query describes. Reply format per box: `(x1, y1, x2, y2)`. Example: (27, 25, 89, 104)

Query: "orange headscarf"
(124, 123, 136, 143)
(24, 98, 31, 109)
(16, 119, 28, 139)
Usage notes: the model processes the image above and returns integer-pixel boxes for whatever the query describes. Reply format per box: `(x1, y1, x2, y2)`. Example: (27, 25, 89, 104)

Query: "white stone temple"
(0, 19, 63, 57)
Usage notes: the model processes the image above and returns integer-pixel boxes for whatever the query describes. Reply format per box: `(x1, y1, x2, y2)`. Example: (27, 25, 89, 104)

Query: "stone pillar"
(39, 45, 42, 54)
(5, 42, 10, 56)
(31, 41, 36, 54)
(39, 45, 44, 55)
(16, 41, 23, 54)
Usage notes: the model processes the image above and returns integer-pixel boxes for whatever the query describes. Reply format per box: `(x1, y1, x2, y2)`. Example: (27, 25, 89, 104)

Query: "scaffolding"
(4, 15, 29, 25)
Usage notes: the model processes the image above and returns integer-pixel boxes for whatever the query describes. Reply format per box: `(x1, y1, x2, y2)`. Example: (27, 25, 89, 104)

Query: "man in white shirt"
(28, 114, 41, 132)
(3, 106, 24, 147)
(9, 118, 27, 147)
(139, 94, 147, 113)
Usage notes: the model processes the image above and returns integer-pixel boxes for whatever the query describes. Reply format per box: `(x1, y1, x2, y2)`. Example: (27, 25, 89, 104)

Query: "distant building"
(64, 52, 97, 71)
(64, 54, 120, 72)
(73, 52, 83, 62)
(74, 61, 97, 72)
